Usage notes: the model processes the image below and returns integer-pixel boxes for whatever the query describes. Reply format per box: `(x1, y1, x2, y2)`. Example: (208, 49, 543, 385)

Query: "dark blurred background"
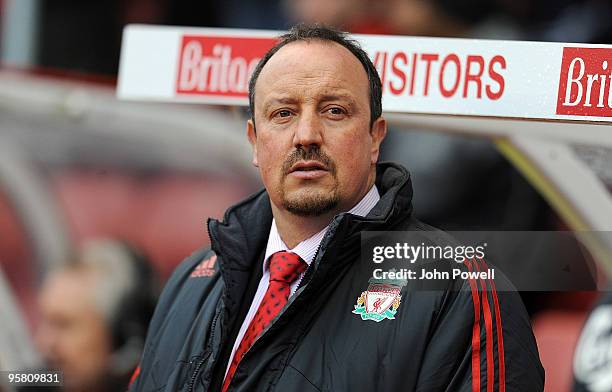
(2, 0, 609, 75)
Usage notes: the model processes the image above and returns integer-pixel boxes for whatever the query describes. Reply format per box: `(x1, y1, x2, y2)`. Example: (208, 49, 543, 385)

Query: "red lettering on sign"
(486, 55, 506, 100)
(176, 35, 276, 97)
(389, 52, 408, 95)
(381, 50, 506, 101)
(439, 54, 461, 98)
(421, 53, 440, 96)
(557, 47, 612, 117)
(463, 55, 485, 99)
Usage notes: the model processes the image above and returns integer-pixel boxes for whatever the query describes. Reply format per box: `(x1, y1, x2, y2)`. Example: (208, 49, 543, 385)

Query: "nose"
(292, 110, 323, 149)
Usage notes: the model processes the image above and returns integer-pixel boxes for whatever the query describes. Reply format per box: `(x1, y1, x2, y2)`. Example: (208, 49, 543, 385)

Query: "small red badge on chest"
(190, 254, 218, 277)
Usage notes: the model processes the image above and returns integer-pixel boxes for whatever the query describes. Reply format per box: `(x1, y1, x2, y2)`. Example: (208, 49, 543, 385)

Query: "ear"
(247, 119, 259, 167)
(370, 116, 387, 164)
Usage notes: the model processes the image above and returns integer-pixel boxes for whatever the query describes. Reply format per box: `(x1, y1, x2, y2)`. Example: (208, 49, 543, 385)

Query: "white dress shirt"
(225, 185, 380, 376)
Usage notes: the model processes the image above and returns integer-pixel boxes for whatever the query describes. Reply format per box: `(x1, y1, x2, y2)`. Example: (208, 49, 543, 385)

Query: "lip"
(288, 161, 329, 180)
(289, 160, 327, 173)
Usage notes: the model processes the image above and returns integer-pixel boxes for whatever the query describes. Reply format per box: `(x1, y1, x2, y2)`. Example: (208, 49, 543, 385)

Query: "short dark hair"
(248, 24, 383, 128)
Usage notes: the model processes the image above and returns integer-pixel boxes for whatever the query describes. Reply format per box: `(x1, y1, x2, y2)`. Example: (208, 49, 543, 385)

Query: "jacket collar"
(208, 161, 413, 275)
(207, 162, 413, 335)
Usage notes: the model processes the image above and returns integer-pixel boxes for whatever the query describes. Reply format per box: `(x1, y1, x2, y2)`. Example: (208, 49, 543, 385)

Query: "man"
(36, 240, 157, 392)
(130, 24, 544, 391)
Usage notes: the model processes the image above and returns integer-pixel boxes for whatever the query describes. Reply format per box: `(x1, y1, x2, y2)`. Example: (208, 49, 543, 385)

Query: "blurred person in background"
(34, 240, 158, 392)
(285, 0, 503, 37)
(284, 0, 388, 34)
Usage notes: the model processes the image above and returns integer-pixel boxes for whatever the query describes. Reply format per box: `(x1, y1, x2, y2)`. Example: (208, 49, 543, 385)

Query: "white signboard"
(118, 24, 612, 123)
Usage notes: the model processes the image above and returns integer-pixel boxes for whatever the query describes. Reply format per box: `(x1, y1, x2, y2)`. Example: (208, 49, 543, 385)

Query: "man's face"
(36, 269, 113, 391)
(248, 40, 386, 216)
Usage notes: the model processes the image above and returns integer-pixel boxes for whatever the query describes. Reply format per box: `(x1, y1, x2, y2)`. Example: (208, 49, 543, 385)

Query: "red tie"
(222, 251, 307, 392)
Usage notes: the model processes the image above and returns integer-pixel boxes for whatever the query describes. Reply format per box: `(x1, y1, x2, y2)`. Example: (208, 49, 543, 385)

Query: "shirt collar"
(263, 185, 380, 271)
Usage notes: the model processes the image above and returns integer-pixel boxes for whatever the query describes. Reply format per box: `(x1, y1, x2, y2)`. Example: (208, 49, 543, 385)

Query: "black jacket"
(130, 162, 544, 391)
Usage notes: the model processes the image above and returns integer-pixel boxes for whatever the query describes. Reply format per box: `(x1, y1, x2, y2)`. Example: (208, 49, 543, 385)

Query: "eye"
(324, 106, 347, 118)
(274, 109, 293, 118)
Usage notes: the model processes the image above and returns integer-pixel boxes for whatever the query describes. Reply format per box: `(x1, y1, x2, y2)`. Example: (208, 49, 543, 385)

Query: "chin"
(282, 188, 339, 217)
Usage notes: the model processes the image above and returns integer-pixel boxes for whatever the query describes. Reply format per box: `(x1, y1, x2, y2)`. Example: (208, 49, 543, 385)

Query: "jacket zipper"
(243, 219, 346, 390)
(187, 220, 223, 392)
(221, 228, 326, 392)
(295, 242, 321, 291)
(234, 216, 340, 369)
(212, 213, 348, 391)
(187, 301, 221, 392)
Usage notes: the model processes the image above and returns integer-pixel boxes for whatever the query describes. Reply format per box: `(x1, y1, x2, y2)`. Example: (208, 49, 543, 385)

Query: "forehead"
(255, 40, 370, 107)
(40, 269, 96, 310)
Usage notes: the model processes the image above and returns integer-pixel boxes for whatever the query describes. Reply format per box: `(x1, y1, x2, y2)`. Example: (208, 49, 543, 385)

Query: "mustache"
(281, 147, 336, 175)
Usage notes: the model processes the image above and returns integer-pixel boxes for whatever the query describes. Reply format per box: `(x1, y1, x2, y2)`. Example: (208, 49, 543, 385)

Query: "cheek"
(256, 141, 286, 180)
(74, 317, 112, 364)
(335, 136, 372, 174)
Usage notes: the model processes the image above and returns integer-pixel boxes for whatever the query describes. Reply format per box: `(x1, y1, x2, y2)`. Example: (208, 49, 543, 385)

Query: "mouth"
(289, 161, 328, 173)
(288, 161, 329, 180)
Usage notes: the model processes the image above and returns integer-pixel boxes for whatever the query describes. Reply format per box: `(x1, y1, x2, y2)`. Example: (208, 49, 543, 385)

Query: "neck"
(271, 205, 336, 249)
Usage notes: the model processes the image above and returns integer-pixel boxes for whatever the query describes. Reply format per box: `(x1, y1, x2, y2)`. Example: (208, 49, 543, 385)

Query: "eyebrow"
(262, 93, 356, 112)
(318, 94, 356, 106)
(261, 97, 299, 113)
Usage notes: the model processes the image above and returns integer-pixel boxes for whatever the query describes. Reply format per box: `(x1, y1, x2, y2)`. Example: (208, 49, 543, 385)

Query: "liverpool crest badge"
(352, 277, 404, 322)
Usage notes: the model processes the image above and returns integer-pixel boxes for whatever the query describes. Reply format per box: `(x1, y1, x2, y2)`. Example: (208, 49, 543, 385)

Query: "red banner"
(557, 47, 612, 117)
(176, 35, 276, 98)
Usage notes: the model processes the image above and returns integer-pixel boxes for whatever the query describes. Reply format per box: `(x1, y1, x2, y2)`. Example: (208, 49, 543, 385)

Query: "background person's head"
(36, 239, 157, 392)
(246, 24, 386, 219)
(286, 0, 495, 37)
